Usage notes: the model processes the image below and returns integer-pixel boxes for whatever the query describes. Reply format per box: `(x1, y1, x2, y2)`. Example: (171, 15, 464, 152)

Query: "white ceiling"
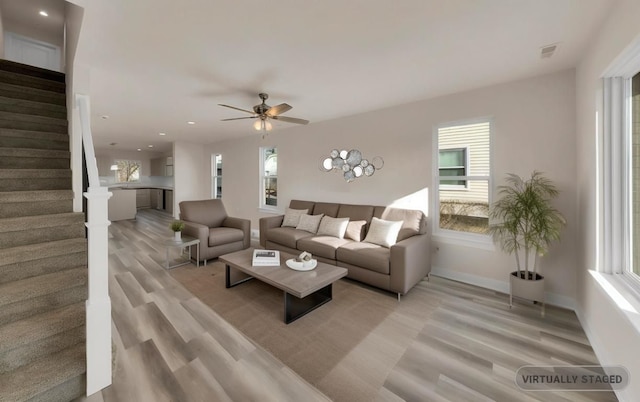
(3, 0, 616, 153)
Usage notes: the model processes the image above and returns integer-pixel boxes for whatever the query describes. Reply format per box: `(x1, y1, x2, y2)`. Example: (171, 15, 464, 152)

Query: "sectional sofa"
(259, 200, 430, 298)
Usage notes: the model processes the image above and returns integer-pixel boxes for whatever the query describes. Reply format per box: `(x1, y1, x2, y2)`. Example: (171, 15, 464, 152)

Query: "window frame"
(438, 146, 470, 190)
(432, 118, 493, 248)
(211, 154, 222, 199)
(259, 146, 278, 212)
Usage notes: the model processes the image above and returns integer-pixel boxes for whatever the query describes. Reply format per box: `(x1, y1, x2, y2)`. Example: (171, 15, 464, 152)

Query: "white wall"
(576, 0, 640, 400)
(206, 69, 577, 304)
(173, 141, 209, 218)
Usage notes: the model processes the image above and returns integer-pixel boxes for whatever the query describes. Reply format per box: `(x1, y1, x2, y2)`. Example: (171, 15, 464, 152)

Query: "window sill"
(589, 271, 640, 336)
(432, 231, 495, 251)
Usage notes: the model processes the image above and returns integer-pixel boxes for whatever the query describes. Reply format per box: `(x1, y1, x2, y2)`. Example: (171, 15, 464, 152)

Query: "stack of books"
(252, 250, 280, 266)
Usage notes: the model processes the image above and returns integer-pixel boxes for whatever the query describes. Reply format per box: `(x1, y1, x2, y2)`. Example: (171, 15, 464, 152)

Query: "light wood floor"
(77, 209, 616, 402)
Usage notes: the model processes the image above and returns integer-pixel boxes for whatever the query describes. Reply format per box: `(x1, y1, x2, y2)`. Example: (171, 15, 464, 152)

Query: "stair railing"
(75, 94, 113, 395)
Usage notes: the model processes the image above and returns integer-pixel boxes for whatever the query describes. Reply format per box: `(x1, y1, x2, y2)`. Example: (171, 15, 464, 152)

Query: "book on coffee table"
(252, 249, 280, 266)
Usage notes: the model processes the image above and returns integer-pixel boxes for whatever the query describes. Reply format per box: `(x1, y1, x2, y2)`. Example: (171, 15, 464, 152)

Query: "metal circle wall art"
(320, 149, 384, 182)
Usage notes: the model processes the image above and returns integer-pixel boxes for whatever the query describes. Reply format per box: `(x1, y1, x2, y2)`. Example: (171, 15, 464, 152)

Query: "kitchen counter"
(107, 185, 174, 190)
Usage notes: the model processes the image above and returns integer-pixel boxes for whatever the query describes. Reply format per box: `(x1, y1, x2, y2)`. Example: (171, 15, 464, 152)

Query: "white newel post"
(77, 93, 113, 395)
(84, 186, 113, 395)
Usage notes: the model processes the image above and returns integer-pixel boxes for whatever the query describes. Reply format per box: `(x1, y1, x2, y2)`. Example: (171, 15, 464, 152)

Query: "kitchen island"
(107, 186, 174, 221)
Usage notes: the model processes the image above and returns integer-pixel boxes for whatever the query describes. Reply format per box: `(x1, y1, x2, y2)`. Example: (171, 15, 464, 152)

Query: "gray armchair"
(179, 199, 250, 264)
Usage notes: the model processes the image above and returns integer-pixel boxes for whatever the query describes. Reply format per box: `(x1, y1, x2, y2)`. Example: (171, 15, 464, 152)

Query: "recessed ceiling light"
(39, 10, 48, 17)
(187, 121, 195, 125)
(148, 145, 154, 148)
(137, 148, 141, 151)
(159, 132, 166, 136)
(101, 115, 109, 119)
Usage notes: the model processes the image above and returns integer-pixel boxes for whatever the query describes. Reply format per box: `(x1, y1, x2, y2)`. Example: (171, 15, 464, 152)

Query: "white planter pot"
(509, 271, 545, 317)
(174, 231, 181, 241)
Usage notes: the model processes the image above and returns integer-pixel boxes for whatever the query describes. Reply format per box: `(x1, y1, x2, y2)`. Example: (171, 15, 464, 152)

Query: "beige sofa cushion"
(266, 227, 314, 249)
(298, 236, 352, 260)
(208, 227, 244, 247)
(345, 220, 367, 242)
(363, 217, 403, 248)
(296, 214, 324, 233)
(337, 204, 374, 223)
(282, 208, 309, 227)
(337, 242, 390, 274)
(380, 207, 426, 241)
(313, 202, 340, 217)
(317, 216, 349, 238)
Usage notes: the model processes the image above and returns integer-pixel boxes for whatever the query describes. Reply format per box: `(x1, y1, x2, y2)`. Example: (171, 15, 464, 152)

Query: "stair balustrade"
(75, 93, 113, 395)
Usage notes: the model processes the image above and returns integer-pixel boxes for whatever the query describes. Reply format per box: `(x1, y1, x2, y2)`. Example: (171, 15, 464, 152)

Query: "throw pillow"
(317, 216, 349, 238)
(282, 208, 309, 227)
(363, 217, 403, 248)
(296, 214, 324, 233)
(345, 220, 367, 242)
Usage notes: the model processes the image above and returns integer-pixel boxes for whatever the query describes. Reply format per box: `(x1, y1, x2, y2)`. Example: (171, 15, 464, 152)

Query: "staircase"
(0, 60, 87, 401)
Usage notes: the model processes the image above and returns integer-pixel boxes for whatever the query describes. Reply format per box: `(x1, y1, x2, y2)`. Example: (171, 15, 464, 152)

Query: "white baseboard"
(430, 266, 576, 311)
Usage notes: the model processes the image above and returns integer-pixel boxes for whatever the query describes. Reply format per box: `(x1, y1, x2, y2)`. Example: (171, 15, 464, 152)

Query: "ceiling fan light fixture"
(254, 119, 273, 131)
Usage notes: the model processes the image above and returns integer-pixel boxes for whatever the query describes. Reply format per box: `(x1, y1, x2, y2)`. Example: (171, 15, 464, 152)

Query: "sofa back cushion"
(337, 204, 375, 223)
(179, 199, 228, 228)
(290, 200, 316, 212)
(313, 202, 340, 217)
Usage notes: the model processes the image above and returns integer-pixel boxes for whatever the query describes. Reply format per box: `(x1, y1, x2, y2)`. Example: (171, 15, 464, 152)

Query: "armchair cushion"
(180, 199, 227, 227)
(209, 227, 245, 247)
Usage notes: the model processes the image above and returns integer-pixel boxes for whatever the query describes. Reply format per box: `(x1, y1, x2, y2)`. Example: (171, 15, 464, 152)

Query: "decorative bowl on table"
(285, 257, 317, 271)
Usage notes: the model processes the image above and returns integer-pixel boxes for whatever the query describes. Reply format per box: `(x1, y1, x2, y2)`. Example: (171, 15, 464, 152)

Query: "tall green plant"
(488, 171, 566, 280)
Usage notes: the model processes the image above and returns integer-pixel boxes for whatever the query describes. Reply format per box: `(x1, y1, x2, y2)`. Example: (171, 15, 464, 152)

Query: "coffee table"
(219, 248, 348, 324)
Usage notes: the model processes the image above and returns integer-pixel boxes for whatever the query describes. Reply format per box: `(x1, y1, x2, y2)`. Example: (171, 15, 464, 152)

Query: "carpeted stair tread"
(0, 302, 85, 355)
(0, 69, 66, 93)
(0, 96, 67, 119)
(0, 343, 85, 402)
(0, 190, 73, 202)
(0, 267, 87, 308)
(0, 238, 87, 268)
(0, 148, 70, 170)
(0, 168, 71, 179)
(0, 81, 65, 106)
(0, 59, 65, 83)
(0, 212, 83, 232)
(0, 169, 72, 191)
(0, 284, 86, 327)
(0, 128, 68, 142)
(0, 110, 67, 128)
(0, 213, 84, 249)
(0, 251, 87, 285)
(0, 147, 69, 159)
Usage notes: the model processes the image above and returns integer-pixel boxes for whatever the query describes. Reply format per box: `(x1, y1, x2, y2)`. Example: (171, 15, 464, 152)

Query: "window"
(633, 73, 640, 277)
(439, 147, 468, 189)
(212, 154, 222, 199)
(434, 120, 491, 238)
(260, 147, 277, 209)
(114, 160, 141, 183)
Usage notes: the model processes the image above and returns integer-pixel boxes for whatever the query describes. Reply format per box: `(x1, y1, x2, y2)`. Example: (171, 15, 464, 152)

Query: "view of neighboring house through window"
(115, 160, 141, 183)
(435, 120, 491, 236)
(260, 147, 277, 208)
(212, 154, 222, 199)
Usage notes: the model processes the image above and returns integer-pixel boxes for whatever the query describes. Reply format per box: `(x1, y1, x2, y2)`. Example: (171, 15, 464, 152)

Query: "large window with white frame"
(114, 160, 141, 183)
(434, 119, 491, 239)
(601, 61, 640, 287)
(211, 154, 222, 199)
(260, 147, 277, 209)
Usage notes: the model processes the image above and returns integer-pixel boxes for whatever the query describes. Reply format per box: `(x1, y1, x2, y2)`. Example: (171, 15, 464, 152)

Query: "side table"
(163, 235, 200, 269)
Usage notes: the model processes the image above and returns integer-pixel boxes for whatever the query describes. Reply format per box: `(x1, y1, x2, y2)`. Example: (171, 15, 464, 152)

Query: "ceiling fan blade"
(266, 103, 292, 117)
(221, 117, 257, 121)
(272, 115, 309, 125)
(218, 104, 256, 115)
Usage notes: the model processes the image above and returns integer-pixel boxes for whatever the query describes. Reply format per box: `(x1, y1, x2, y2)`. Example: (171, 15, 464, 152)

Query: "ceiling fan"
(219, 93, 309, 131)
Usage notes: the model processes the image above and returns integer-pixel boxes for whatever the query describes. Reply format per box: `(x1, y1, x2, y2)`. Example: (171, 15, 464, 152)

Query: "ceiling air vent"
(540, 44, 558, 59)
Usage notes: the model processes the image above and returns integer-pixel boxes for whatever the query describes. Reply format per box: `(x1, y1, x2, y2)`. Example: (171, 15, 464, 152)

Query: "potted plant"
(488, 171, 566, 316)
(170, 220, 185, 241)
